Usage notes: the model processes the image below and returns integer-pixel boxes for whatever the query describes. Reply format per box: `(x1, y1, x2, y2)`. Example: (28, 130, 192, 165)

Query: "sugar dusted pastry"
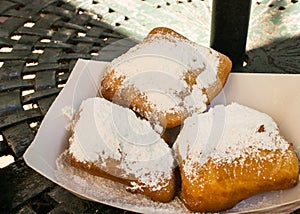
(173, 103, 299, 212)
(68, 97, 175, 203)
(100, 27, 232, 128)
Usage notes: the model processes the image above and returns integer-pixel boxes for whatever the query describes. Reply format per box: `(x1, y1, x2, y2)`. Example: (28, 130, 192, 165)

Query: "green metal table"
(0, 0, 299, 213)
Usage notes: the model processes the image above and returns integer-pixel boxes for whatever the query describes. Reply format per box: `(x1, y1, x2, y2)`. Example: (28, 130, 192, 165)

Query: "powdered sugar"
(61, 105, 75, 131)
(56, 151, 190, 213)
(55, 150, 299, 213)
(173, 103, 291, 180)
(105, 32, 220, 117)
(183, 84, 208, 113)
(68, 97, 174, 189)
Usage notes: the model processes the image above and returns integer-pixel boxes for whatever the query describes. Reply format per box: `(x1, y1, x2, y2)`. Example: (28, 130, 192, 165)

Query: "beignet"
(173, 103, 299, 212)
(68, 97, 176, 203)
(100, 27, 232, 128)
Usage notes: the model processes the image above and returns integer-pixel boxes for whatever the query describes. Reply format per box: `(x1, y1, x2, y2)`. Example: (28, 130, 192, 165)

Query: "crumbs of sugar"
(62, 106, 75, 131)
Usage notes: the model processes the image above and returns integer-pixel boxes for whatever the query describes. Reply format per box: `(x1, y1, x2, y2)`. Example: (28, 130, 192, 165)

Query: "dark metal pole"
(210, 0, 252, 71)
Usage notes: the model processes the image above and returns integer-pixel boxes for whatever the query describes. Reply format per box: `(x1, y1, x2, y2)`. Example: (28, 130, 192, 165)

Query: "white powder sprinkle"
(62, 105, 74, 121)
(62, 105, 75, 131)
(105, 32, 220, 118)
(173, 103, 290, 180)
(183, 84, 208, 114)
(68, 97, 174, 189)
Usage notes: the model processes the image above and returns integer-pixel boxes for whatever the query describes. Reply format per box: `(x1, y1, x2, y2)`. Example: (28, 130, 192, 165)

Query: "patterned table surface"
(0, 0, 299, 213)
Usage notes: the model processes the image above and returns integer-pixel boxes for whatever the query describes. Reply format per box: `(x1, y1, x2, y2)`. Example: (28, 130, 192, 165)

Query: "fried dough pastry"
(68, 97, 175, 203)
(173, 103, 299, 212)
(100, 27, 232, 128)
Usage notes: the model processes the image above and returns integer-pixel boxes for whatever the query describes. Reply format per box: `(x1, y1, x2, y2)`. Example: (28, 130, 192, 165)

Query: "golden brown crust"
(100, 27, 232, 128)
(99, 70, 123, 101)
(101, 71, 187, 128)
(149, 27, 232, 105)
(178, 145, 299, 212)
(68, 152, 176, 203)
(147, 27, 188, 40)
(101, 79, 186, 128)
(205, 53, 232, 103)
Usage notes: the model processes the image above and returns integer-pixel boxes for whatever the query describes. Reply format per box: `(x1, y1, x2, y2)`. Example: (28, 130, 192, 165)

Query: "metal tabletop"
(0, 0, 299, 213)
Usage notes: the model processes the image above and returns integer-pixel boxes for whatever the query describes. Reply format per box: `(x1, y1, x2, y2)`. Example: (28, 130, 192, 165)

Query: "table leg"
(210, 0, 252, 71)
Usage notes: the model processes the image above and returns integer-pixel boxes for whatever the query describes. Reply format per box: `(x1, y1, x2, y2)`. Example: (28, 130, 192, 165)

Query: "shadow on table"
(0, 167, 12, 212)
(92, 34, 300, 75)
(93, 38, 138, 62)
(242, 35, 300, 73)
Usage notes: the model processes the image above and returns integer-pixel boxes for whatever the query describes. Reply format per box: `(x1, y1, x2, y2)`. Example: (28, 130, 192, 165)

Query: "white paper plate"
(24, 59, 300, 213)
